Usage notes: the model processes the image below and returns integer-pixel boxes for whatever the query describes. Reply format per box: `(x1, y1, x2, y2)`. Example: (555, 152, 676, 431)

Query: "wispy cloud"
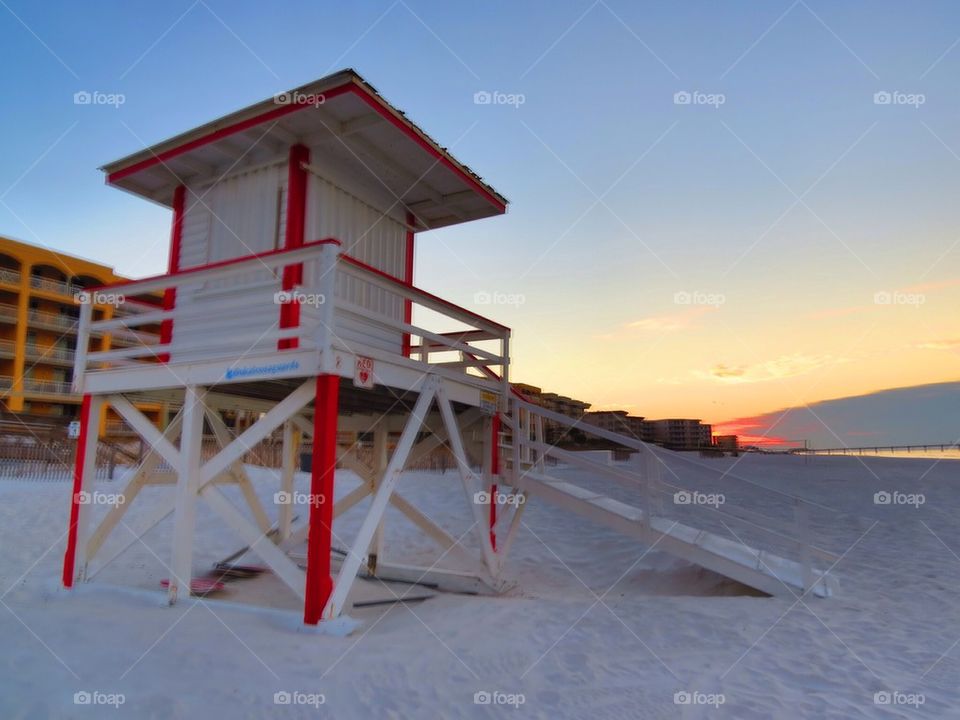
(600, 306, 715, 338)
(917, 338, 960, 351)
(806, 305, 871, 320)
(900, 277, 960, 294)
(697, 353, 848, 384)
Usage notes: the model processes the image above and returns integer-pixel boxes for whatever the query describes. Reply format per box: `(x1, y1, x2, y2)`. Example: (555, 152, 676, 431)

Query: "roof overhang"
(100, 69, 508, 231)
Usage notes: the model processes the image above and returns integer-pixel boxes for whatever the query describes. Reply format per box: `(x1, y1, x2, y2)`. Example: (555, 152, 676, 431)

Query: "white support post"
(795, 499, 814, 593)
(279, 421, 298, 541)
(324, 378, 438, 618)
(533, 414, 545, 474)
(317, 243, 339, 374)
(436, 382, 498, 576)
(71, 302, 93, 393)
(168, 385, 205, 605)
(495, 491, 528, 575)
(367, 423, 390, 572)
(70, 394, 104, 582)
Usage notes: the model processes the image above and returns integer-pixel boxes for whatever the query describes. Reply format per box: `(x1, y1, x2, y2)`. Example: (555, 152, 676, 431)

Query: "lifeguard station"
(63, 70, 838, 626)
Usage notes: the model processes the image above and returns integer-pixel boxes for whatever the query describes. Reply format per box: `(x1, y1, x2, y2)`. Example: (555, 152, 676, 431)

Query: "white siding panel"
(304, 173, 407, 354)
(171, 164, 287, 362)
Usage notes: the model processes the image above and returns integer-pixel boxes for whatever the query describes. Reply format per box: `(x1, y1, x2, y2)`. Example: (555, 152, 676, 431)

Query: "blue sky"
(1, 0, 959, 421)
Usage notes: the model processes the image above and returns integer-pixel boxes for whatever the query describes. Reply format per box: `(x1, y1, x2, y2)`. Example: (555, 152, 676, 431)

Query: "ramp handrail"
(503, 396, 839, 590)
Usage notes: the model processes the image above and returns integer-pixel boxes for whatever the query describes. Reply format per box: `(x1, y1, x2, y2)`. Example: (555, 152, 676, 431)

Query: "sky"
(0, 0, 958, 427)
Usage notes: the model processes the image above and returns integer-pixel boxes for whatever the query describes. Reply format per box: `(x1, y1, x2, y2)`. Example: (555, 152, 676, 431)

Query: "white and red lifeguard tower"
(62, 71, 838, 626)
(62, 70, 518, 623)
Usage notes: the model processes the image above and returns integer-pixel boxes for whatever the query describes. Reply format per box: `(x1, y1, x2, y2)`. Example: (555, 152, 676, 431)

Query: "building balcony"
(0, 268, 21, 286)
(0, 303, 18, 323)
(23, 378, 76, 396)
(0, 375, 77, 397)
(0, 339, 16, 358)
(24, 343, 75, 366)
(29, 275, 74, 296)
(28, 308, 79, 332)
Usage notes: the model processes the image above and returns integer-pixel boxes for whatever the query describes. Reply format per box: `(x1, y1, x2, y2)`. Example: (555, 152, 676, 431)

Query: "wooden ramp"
(513, 471, 837, 598)
(502, 398, 840, 599)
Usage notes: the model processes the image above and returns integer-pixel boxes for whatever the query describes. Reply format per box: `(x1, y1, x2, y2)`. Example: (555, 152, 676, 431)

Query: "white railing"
(30, 275, 72, 296)
(25, 344, 75, 364)
(0, 375, 76, 395)
(335, 254, 510, 404)
(28, 308, 79, 332)
(72, 240, 510, 401)
(503, 397, 838, 591)
(22, 378, 76, 395)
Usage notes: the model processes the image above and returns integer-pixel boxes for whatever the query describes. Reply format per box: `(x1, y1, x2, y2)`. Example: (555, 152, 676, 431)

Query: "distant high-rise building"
(583, 410, 645, 439)
(641, 418, 713, 450)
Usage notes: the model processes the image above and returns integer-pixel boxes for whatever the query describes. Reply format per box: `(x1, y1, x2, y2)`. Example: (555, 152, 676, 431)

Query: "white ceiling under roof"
(101, 70, 508, 231)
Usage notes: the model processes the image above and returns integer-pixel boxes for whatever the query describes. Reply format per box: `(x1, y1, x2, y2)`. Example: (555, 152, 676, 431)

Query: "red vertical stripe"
(489, 483, 498, 552)
(62, 395, 93, 587)
(159, 185, 186, 362)
(280, 145, 310, 350)
(304, 374, 339, 624)
(401, 212, 415, 357)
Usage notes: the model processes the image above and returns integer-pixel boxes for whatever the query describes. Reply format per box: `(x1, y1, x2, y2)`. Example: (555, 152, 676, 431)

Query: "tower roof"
(101, 69, 508, 230)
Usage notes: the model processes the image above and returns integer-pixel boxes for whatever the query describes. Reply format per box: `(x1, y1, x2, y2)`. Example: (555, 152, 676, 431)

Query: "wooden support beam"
(109, 395, 181, 469)
(168, 386, 205, 604)
(202, 485, 306, 600)
(436, 383, 498, 575)
(323, 377, 439, 619)
(201, 378, 316, 486)
(203, 406, 271, 534)
(85, 413, 184, 567)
